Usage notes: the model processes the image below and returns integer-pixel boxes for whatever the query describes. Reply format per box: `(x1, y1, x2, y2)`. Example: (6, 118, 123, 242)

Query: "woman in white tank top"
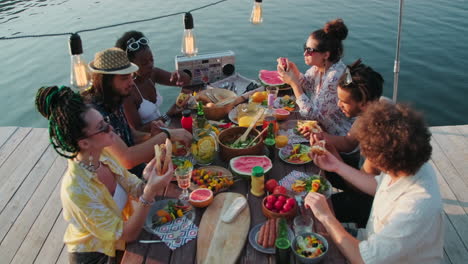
(116, 31, 191, 132)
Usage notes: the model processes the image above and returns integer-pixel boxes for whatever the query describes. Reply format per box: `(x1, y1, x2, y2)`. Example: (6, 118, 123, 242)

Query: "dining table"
(121, 95, 348, 264)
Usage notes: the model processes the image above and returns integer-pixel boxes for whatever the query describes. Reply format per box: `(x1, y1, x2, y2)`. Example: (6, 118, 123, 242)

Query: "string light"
(68, 33, 91, 91)
(182, 12, 198, 57)
(250, 0, 263, 24)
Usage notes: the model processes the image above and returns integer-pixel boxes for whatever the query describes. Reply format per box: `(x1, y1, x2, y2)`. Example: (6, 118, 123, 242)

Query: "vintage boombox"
(175, 50, 235, 86)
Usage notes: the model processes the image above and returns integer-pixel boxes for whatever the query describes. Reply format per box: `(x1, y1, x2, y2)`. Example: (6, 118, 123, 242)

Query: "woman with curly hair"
(115, 31, 191, 132)
(305, 101, 443, 264)
(277, 18, 353, 136)
(35, 86, 173, 263)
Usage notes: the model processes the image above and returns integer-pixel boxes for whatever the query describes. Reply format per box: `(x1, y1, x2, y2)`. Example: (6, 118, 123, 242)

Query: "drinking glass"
(266, 86, 279, 100)
(293, 215, 313, 235)
(175, 162, 193, 201)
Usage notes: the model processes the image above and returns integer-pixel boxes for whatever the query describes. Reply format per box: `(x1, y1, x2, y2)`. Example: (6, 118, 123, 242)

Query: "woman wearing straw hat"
(35, 85, 174, 263)
(83, 47, 192, 176)
(116, 31, 191, 133)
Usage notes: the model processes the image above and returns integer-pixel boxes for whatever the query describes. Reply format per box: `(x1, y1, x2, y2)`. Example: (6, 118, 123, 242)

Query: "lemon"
(198, 137, 215, 154)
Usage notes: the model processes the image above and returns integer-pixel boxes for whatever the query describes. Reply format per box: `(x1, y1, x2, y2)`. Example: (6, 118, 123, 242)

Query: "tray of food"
(190, 166, 235, 193)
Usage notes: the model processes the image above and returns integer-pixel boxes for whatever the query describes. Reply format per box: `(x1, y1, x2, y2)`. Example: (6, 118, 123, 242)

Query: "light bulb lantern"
(182, 12, 198, 57)
(69, 33, 91, 92)
(250, 0, 263, 24)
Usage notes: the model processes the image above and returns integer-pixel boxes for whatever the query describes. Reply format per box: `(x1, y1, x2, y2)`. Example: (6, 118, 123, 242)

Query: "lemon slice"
(198, 137, 215, 155)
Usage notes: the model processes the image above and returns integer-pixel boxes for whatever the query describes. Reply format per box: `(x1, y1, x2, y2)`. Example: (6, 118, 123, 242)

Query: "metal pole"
(392, 0, 404, 102)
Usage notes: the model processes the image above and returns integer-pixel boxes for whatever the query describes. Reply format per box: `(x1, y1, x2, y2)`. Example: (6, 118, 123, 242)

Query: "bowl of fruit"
(262, 193, 297, 220)
(292, 232, 328, 263)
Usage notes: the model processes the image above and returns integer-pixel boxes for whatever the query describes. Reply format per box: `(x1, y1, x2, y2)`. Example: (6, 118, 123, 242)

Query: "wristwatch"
(160, 127, 171, 140)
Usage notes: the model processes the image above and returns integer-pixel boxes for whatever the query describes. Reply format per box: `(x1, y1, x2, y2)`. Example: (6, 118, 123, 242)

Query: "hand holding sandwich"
(142, 155, 174, 198)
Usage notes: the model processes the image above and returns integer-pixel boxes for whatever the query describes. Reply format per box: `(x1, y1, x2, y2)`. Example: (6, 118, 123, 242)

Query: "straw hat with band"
(89, 47, 139, 75)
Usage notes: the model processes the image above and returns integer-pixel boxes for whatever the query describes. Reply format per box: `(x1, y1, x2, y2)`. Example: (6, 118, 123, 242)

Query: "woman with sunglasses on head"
(115, 31, 191, 133)
(35, 86, 173, 263)
(277, 19, 353, 136)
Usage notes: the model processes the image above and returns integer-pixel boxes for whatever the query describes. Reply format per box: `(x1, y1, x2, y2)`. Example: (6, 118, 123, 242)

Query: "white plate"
(248, 222, 295, 254)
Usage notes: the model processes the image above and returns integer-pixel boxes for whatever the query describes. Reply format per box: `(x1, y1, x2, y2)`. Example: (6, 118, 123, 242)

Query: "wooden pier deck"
(0, 125, 467, 264)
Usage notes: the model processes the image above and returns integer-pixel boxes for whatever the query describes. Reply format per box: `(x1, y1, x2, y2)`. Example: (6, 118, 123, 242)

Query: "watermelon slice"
(230, 155, 273, 177)
(259, 70, 285, 86)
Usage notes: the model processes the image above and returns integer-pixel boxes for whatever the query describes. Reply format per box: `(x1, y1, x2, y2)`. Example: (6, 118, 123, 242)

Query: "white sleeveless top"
(113, 183, 128, 212)
(136, 80, 163, 124)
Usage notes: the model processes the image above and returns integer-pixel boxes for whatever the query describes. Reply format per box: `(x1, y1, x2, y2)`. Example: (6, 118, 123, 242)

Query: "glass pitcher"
(191, 126, 218, 165)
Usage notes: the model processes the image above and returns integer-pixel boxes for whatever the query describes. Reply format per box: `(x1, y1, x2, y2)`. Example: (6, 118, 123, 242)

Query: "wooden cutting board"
(196, 192, 250, 264)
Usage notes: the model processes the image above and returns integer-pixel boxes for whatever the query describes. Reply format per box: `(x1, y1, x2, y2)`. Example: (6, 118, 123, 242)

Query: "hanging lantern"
(250, 0, 263, 24)
(182, 12, 198, 57)
(68, 33, 91, 91)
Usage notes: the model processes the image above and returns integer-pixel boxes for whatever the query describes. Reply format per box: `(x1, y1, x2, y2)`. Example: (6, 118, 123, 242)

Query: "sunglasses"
(83, 122, 112, 139)
(126, 37, 149, 52)
(303, 43, 323, 56)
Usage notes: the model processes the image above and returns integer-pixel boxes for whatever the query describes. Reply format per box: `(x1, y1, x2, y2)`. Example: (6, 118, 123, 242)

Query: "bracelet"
(160, 127, 171, 140)
(139, 196, 155, 207)
(161, 114, 170, 122)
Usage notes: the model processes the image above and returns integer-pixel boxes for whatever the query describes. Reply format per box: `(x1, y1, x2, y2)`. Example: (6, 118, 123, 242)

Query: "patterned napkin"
(278, 170, 309, 194)
(280, 129, 309, 145)
(153, 216, 198, 250)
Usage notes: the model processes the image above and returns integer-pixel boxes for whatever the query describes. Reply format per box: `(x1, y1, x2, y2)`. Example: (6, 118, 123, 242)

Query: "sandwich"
(310, 140, 326, 156)
(154, 138, 173, 175)
(176, 93, 190, 107)
(298, 120, 322, 134)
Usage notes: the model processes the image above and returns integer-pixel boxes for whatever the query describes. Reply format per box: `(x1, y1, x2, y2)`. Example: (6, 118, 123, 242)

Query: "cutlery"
(233, 108, 265, 145)
(245, 126, 268, 147)
(139, 240, 163, 244)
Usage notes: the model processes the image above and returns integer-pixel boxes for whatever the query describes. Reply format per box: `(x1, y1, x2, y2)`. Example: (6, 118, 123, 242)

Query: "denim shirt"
(92, 102, 134, 147)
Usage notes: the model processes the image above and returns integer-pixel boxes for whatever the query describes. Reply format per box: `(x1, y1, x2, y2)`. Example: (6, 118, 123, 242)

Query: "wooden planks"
(0, 152, 66, 263)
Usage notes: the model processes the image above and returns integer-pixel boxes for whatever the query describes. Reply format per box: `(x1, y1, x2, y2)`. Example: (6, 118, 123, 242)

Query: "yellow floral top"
(61, 150, 144, 257)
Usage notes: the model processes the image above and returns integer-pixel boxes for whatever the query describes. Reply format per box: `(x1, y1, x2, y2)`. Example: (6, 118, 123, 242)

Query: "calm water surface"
(0, 0, 467, 127)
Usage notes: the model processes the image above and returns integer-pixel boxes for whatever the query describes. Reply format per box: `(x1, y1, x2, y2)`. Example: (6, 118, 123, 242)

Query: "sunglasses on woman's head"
(126, 37, 149, 52)
(303, 43, 323, 55)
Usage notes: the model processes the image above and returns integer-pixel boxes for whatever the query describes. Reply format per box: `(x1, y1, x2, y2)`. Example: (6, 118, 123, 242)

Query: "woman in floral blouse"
(278, 18, 353, 136)
(35, 86, 173, 264)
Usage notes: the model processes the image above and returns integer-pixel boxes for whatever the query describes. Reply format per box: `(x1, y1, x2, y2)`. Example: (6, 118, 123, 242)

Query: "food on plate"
(291, 175, 330, 194)
(265, 179, 279, 193)
(257, 218, 280, 248)
(283, 144, 312, 163)
(310, 140, 326, 155)
(176, 93, 190, 107)
(295, 234, 327, 258)
(272, 185, 288, 195)
(297, 120, 322, 134)
(154, 138, 173, 175)
(230, 155, 273, 176)
(276, 95, 296, 111)
(152, 200, 192, 226)
(259, 70, 288, 88)
(191, 168, 234, 192)
(188, 188, 214, 208)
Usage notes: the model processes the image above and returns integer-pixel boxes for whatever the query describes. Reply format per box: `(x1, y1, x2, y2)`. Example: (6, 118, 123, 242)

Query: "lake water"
(1, 0, 467, 127)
